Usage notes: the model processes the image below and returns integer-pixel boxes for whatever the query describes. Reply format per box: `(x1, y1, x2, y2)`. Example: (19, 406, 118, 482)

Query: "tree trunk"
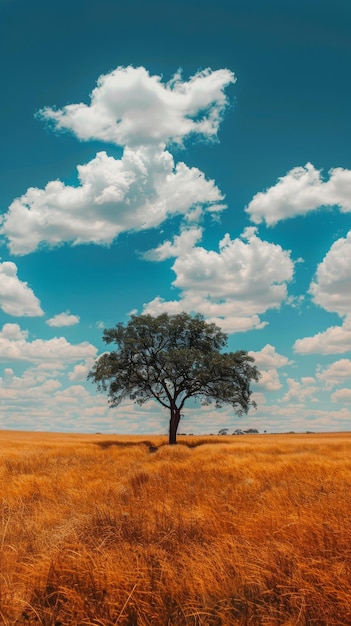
(169, 406, 181, 445)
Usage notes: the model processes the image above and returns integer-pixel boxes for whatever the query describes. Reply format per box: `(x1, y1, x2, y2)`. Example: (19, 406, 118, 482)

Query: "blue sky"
(1, 0, 351, 434)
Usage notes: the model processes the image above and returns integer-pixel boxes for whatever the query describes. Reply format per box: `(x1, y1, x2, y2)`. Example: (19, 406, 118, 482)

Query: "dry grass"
(0, 430, 350, 625)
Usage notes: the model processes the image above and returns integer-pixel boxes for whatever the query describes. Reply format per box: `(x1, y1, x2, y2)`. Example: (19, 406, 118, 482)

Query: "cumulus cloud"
(0, 364, 171, 433)
(309, 230, 351, 315)
(0, 360, 116, 432)
(255, 369, 283, 392)
(68, 358, 95, 382)
(38, 65, 236, 147)
(248, 345, 291, 392)
(246, 163, 351, 226)
(294, 315, 351, 355)
(252, 399, 351, 433)
(143, 227, 295, 333)
(0, 366, 62, 402)
(2, 65, 234, 255)
(0, 323, 97, 362)
(0, 261, 43, 316)
(282, 377, 318, 403)
(1, 147, 224, 255)
(317, 359, 351, 389)
(249, 344, 291, 369)
(331, 388, 351, 403)
(294, 232, 351, 356)
(46, 311, 80, 327)
(143, 227, 203, 261)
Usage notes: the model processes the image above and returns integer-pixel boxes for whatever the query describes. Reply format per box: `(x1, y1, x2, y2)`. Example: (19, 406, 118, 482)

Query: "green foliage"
(88, 312, 260, 443)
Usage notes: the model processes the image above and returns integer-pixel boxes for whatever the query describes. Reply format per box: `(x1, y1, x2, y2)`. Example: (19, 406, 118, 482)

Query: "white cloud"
(252, 399, 351, 433)
(206, 315, 267, 334)
(316, 359, 351, 389)
(309, 230, 351, 315)
(68, 359, 95, 382)
(302, 376, 317, 386)
(0, 365, 62, 401)
(246, 163, 351, 226)
(255, 369, 283, 392)
(143, 227, 203, 261)
(294, 315, 351, 355)
(143, 228, 295, 333)
(2, 65, 234, 255)
(282, 377, 318, 403)
(249, 344, 291, 369)
(0, 362, 171, 433)
(46, 311, 80, 327)
(0, 261, 43, 316)
(294, 233, 351, 356)
(331, 388, 351, 403)
(38, 65, 236, 147)
(0, 323, 97, 362)
(54, 384, 90, 404)
(0, 357, 349, 434)
(2, 147, 224, 255)
(248, 345, 291, 392)
(250, 391, 267, 407)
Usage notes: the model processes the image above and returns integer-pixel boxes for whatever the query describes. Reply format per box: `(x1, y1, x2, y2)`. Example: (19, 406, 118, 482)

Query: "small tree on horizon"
(88, 312, 260, 445)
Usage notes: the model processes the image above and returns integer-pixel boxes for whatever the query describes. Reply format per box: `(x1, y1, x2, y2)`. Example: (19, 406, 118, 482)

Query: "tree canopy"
(88, 312, 260, 444)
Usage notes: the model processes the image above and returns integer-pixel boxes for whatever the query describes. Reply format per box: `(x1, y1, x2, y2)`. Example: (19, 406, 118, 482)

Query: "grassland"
(0, 430, 350, 625)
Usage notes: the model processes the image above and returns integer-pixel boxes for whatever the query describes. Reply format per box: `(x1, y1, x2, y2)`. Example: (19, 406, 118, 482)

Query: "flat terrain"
(0, 431, 350, 625)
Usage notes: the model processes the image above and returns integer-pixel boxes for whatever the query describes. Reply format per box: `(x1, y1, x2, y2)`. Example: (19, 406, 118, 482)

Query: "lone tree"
(88, 312, 260, 445)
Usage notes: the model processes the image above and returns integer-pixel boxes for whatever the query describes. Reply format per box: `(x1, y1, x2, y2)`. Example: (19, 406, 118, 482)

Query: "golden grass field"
(0, 430, 350, 625)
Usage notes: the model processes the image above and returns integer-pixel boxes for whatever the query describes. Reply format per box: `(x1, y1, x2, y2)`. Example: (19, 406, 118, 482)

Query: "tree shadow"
(93, 437, 232, 452)
(94, 440, 157, 450)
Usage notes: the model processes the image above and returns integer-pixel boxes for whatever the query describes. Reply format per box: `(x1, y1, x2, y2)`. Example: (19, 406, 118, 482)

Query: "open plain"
(0, 430, 350, 625)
